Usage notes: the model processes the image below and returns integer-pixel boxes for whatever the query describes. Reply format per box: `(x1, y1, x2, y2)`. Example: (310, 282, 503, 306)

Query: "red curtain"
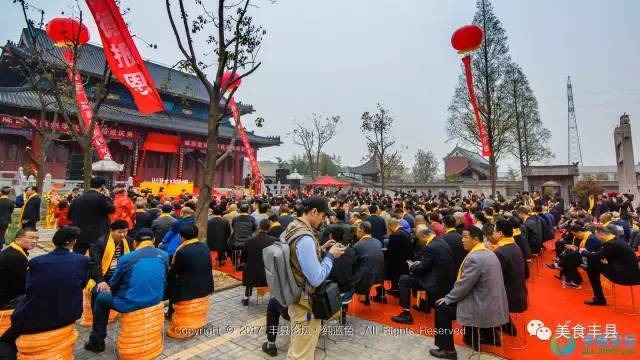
(142, 133, 182, 153)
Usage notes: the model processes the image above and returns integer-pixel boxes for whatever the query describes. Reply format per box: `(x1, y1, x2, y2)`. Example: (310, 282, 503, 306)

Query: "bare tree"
(361, 103, 399, 193)
(8, 0, 114, 190)
(165, 0, 266, 238)
(291, 113, 340, 179)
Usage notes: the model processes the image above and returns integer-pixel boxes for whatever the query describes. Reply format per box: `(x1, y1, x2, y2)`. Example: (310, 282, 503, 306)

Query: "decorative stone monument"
(614, 113, 639, 203)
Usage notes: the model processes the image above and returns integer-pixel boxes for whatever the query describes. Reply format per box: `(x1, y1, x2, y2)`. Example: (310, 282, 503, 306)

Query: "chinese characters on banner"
(86, 0, 164, 114)
(62, 50, 112, 160)
(0, 115, 138, 140)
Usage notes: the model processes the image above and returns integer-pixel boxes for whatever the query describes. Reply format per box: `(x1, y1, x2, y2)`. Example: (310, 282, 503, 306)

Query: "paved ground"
(29, 229, 482, 360)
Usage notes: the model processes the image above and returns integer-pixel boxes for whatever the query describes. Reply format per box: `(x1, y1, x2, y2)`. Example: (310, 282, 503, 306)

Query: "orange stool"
(79, 290, 119, 326)
(117, 303, 164, 360)
(167, 297, 209, 339)
(256, 287, 268, 305)
(16, 323, 78, 360)
(0, 309, 13, 337)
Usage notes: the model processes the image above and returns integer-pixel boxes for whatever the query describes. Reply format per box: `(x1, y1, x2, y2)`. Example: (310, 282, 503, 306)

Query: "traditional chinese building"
(0, 27, 280, 188)
(443, 146, 491, 181)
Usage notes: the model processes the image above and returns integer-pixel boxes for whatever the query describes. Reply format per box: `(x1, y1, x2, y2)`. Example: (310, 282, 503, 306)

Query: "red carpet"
(210, 252, 243, 281)
(211, 244, 639, 359)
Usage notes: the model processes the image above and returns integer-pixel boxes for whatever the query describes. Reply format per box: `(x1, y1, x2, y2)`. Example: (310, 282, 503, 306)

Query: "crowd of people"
(0, 180, 638, 360)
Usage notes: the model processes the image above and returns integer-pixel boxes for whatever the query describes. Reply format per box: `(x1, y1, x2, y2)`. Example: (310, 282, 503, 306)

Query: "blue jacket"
(109, 245, 169, 313)
(12, 249, 89, 332)
(160, 216, 195, 256)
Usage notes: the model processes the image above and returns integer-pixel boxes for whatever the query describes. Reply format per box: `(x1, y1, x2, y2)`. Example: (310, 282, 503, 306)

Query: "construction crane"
(567, 76, 584, 166)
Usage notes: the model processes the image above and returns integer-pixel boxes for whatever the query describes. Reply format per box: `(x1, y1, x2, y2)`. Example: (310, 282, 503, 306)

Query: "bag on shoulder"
(309, 280, 341, 320)
(263, 235, 302, 307)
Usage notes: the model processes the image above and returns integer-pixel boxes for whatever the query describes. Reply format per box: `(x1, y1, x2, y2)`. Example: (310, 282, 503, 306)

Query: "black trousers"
(0, 224, 7, 250)
(398, 275, 424, 309)
(266, 297, 290, 343)
(586, 257, 612, 301)
(434, 302, 457, 351)
(555, 239, 565, 259)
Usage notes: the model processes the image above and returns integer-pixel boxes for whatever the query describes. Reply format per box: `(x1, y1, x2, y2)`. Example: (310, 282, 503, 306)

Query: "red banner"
(86, 0, 164, 114)
(0, 115, 138, 139)
(63, 50, 112, 160)
(229, 98, 262, 191)
(462, 55, 491, 157)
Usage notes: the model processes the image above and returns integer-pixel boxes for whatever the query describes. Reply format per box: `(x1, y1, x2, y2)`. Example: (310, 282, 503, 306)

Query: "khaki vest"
(286, 218, 321, 293)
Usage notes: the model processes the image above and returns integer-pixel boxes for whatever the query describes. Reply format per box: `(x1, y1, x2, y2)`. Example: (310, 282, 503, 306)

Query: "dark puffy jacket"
(228, 214, 256, 249)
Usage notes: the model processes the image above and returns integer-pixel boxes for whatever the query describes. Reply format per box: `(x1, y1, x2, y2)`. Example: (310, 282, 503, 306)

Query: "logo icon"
(527, 320, 552, 341)
(551, 337, 577, 357)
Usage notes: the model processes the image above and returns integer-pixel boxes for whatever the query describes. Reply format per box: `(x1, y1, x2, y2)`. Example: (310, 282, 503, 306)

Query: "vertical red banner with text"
(86, 0, 164, 114)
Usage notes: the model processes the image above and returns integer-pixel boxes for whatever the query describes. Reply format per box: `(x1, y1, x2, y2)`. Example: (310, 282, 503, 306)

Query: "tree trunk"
(82, 144, 93, 190)
(489, 154, 497, 196)
(35, 148, 46, 194)
(195, 102, 221, 240)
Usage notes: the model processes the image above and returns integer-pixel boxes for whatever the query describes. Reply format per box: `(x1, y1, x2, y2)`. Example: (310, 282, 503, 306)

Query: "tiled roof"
(0, 86, 280, 147)
(346, 156, 379, 176)
(15, 27, 223, 104)
(445, 146, 490, 176)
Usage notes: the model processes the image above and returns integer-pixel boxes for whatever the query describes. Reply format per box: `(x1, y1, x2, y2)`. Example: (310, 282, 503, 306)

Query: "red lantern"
(451, 25, 483, 54)
(221, 71, 241, 93)
(45, 18, 90, 47)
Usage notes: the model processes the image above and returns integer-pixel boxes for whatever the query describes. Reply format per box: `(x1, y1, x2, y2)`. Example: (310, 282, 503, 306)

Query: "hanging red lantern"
(45, 18, 90, 47)
(451, 24, 483, 54)
(221, 71, 241, 93)
(451, 24, 491, 157)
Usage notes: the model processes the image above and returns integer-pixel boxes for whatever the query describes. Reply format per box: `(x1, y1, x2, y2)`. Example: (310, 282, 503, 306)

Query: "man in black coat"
(207, 205, 231, 266)
(490, 219, 528, 335)
(242, 219, 276, 306)
(228, 204, 256, 270)
(442, 215, 467, 273)
(20, 186, 41, 229)
(385, 218, 413, 294)
(0, 229, 38, 309)
(68, 178, 115, 255)
(518, 206, 542, 255)
(367, 204, 387, 245)
(0, 187, 15, 249)
(267, 215, 285, 239)
(166, 224, 214, 315)
(151, 204, 177, 247)
(391, 227, 454, 325)
(352, 221, 385, 304)
(582, 224, 640, 306)
(324, 209, 352, 247)
(131, 203, 153, 238)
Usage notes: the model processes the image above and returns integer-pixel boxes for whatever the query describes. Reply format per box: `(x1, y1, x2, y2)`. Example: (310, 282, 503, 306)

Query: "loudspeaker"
(276, 168, 290, 184)
(67, 153, 84, 180)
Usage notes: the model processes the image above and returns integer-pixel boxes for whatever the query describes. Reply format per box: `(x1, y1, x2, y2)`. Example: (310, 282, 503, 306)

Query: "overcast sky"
(2, 0, 640, 172)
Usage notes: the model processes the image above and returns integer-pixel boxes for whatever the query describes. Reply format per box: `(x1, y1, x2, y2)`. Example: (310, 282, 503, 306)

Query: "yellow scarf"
(588, 196, 595, 213)
(425, 234, 436, 245)
(9, 242, 28, 260)
(136, 240, 154, 249)
(513, 228, 522, 237)
(445, 228, 456, 234)
(457, 242, 487, 281)
(19, 193, 37, 224)
(579, 231, 593, 249)
(495, 237, 516, 249)
(172, 238, 199, 264)
(85, 234, 130, 291)
(269, 221, 282, 230)
(602, 234, 616, 243)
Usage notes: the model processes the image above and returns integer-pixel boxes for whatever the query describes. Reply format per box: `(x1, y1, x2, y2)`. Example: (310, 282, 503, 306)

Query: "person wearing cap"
(85, 228, 169, 353)
(0, 227, 89, 356)
(281, 196, 345, 360)
(152, 204, 178, 247)
(87, 220, 131, 303)
(166, 224, 213, 316)
(242, 219, 277, 306)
